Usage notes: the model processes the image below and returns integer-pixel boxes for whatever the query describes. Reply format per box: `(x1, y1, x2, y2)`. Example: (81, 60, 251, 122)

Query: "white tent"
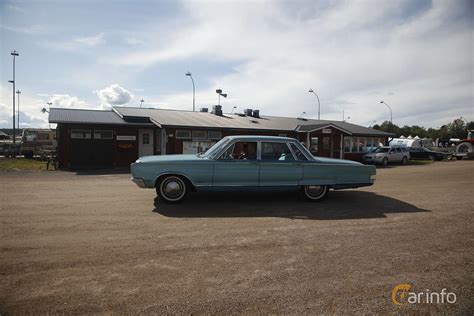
(389, 138, 421, 148)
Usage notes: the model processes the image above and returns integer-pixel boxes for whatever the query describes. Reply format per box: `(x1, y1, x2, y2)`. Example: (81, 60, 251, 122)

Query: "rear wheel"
(156, 175, 187, 203)
(302, 185, 329, 201)
(402, 156, 408, 165)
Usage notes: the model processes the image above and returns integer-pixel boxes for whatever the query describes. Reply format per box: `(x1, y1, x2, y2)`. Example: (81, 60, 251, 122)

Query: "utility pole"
(9, 50, 19, 152)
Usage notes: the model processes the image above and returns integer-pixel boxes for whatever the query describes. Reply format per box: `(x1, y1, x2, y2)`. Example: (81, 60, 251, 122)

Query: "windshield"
(374, 147, 390, 153)
(202, 137, 231, 159)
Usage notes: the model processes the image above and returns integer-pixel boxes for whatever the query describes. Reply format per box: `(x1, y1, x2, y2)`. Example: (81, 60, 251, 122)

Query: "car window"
(375, 147, 389, 153)
(289, 143, 308, 160)
(261, 142, 295, 161)
(220, 141, 257, 160)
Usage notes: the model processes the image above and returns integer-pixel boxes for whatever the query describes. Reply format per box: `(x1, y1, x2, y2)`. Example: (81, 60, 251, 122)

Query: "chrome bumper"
(131, 177, 146, 188)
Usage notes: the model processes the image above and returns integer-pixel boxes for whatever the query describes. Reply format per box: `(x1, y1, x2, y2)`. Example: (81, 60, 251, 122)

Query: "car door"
(388, 148, 397, 162)
(212, 140, 259, 189)
(259, 141, 302, 187)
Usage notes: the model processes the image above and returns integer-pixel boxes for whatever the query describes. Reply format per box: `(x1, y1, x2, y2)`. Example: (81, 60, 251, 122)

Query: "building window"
(310, 137, 319, 154)
(358, 138, 366, 152)
(344, 137, 383, 153)
(142, 133, 150, 144)
(192, 130, 207, 140)
(71, 129, 91, 139)
(207, 130, 222, 140)
(344, 138, 351, 152)
(94, 130, 113, 139)
(176, 130, 191, 139)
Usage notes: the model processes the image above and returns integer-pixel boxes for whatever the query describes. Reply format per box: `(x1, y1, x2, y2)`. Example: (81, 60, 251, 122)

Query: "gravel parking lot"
(1, 161, 473, 314)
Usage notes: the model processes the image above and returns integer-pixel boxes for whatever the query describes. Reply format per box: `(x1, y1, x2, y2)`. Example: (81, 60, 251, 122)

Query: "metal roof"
(48, 107, 393, 137)
(114, 107, 393, 136)
(0, 131, 8, 137)
(49, 108, 152, 126)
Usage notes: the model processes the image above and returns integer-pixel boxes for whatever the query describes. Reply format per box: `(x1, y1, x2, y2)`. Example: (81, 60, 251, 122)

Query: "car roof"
(225, 135, 297, 141)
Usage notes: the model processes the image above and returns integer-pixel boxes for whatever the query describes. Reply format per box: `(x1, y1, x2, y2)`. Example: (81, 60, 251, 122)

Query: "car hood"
(135, 154, 205, 163)
(315, 156, 362, 165)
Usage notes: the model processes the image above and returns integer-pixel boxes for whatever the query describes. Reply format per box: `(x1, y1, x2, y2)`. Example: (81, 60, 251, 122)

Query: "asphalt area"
(0, 160, 473, 314)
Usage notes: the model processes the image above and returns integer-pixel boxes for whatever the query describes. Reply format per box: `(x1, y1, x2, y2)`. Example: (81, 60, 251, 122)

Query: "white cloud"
(49, 94, 88, 108)
(124, 37, 145, 45)
(99, 0, 472, 127)
(75, 33, 105, 46)
(96, 84, 133, 106)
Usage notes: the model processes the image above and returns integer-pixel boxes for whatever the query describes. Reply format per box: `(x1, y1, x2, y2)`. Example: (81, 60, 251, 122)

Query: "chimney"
(200, 107, 208, 113)
(244, 108, 253, 116)
(212, 105, 223, 116)
(252, 109, 260, 118)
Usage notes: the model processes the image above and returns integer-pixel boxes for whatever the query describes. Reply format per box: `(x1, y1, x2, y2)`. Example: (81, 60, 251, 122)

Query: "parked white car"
(362, 146, 410, 166)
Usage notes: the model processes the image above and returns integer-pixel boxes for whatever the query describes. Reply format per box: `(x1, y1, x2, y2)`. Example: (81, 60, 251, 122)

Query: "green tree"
(447, 118, 466, 139)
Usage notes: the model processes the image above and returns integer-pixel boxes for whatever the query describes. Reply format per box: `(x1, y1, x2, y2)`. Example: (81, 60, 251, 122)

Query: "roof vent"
(200, 107, 208, 113)
(212, 105, 223, 116)
(252, 109, 260, 118)
(244, 109, 253, 116)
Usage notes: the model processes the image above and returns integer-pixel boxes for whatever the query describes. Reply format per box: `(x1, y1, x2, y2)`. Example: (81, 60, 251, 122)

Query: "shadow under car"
(153, 190, 430, 220)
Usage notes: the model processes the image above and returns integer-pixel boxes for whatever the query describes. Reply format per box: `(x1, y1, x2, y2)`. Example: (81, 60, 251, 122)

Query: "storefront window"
(358, 138, 366, 152)
(344, 138, 351, 152)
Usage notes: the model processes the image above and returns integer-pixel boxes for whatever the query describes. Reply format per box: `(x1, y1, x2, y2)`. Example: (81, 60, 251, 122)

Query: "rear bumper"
(131, 177, 146, 188)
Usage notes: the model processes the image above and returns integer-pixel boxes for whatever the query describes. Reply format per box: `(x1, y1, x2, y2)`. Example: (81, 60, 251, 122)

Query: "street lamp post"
(379, 100, 393, 123)
(140, 99, 144, 108)
(9, 50, 19, 149)
(16, 90, 21, 134)
(185, 71, 195, 111)
(308, 89, 321, 120)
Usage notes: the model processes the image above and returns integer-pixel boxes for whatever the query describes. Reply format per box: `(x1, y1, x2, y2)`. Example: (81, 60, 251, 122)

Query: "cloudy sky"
(0, 0, 472, 129)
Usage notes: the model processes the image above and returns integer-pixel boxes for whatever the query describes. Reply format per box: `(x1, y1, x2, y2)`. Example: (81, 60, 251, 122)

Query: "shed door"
(70, 129, 113, 169)
(139, 129, 154, 157)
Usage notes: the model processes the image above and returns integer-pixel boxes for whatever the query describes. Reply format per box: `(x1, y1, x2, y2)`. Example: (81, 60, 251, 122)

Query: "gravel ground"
(0, 161, 473, 314)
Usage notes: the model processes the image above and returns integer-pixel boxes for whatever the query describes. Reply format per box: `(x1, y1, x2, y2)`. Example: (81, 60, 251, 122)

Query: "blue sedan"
(131, 135, 376, 203)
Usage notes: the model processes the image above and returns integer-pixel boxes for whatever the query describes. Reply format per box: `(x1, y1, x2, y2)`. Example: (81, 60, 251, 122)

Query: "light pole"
(231, 106, 237, 114)
(9, 50, 19, 149)
(185, 71, 195, 111)
(16, 90, 21, 133)
(140, 99, 144, 108)
(308, 89, 321, 120)
(216, 88, 227, 106)
(380, 100, 393, 123)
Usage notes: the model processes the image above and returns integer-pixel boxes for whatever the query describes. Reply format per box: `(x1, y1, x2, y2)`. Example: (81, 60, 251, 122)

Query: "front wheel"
(402, 156, 408, 164)
(302, 185, 329, 201)
(156, 175, 187, 203)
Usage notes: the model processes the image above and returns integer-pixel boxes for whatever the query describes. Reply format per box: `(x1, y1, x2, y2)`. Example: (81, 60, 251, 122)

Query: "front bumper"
(131, 177, 146, 188)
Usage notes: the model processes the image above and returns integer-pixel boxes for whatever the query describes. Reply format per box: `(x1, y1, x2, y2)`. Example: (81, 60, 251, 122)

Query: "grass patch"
(408, 159, 434, 165)
(0, 158, 48, 171)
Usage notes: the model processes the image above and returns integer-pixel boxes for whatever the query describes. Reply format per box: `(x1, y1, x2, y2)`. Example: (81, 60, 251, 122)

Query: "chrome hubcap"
(306, 185, 324, 197)
(164, 180, 182, 198)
